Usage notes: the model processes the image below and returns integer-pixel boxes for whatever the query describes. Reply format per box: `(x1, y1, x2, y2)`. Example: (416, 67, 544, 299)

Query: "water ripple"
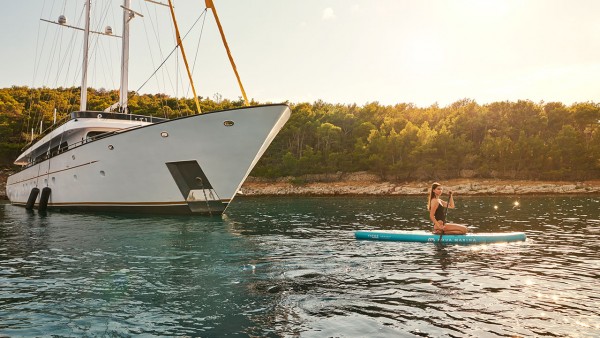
(1, 196, 600, 336)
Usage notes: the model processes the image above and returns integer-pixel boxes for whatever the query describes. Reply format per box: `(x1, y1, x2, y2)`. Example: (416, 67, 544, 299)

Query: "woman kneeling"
(427, 182, 468, 235)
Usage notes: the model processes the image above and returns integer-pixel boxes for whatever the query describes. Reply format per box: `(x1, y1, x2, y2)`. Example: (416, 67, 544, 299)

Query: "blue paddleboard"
(355, 230, 526, 244)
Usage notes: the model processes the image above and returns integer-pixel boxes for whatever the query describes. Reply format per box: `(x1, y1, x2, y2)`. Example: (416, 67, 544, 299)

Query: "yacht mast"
(205, 0, 248, 106)
(80, 0, 91, 111)
(119, 0, 131, 113)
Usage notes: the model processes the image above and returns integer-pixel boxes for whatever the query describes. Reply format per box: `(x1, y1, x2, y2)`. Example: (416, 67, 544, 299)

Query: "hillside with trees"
(1, 86, 599, 181)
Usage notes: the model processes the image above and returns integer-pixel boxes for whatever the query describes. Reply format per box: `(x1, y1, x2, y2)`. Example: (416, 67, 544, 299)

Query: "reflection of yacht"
(5, 0, 290, 215)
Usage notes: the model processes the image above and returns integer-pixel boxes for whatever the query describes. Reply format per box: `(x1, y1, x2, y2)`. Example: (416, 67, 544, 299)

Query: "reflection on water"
(1, 196, 599, 337)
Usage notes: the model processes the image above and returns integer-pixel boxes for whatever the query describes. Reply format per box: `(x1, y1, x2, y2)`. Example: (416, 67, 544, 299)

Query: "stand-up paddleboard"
(355, 230, 526, 244)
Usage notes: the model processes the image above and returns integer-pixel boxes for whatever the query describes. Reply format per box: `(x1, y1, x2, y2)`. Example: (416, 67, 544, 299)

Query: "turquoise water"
(1, 196, 599, 337)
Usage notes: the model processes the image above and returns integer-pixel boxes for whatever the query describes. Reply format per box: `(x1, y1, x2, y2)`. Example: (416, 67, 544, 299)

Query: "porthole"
(108, 145, 114, 150)
(72, 155, 76, 160)
(160, 131, 169, 138)
(73, 175, 78, 181)
(100, 170, 106, 177)
(52, 177, 56, 184)
(223, 120, 234, 127)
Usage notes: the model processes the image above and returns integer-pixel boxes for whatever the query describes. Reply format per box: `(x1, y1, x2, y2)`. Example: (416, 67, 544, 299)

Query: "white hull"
(6, 104, 290, 215)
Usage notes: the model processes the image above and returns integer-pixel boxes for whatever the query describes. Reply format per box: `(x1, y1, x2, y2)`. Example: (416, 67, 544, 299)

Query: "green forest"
(1, 86, 599, 181)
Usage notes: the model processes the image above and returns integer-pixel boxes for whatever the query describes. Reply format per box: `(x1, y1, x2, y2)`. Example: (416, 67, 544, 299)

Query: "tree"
(1, 86, 599, 180)
(550, 125, 588, 176)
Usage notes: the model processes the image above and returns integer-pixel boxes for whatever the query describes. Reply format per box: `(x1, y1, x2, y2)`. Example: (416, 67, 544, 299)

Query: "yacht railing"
(22, 111, 168, 150)
(71, 111, 168, 123)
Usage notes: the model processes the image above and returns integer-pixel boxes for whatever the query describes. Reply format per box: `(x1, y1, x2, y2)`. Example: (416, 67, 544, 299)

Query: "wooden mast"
(205, 0, 249, 106)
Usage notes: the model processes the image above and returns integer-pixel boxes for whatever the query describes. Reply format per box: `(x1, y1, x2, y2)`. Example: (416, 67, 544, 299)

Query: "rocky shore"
(240, 179, 600, 196)
(240, 172, 600, 196)
(1, 170, 599, 200)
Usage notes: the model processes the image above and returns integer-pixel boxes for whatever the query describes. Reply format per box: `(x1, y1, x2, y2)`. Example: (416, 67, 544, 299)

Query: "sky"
(1, 0, 599, 107)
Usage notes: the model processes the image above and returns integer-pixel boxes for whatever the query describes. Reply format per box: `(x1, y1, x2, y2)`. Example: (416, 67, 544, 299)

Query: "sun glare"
(461, 0, 511, 17)
(404, 39, 445, 75)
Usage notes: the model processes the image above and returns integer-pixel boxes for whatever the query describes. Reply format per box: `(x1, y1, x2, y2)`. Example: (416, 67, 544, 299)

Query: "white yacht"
(5, 0, 290, 215)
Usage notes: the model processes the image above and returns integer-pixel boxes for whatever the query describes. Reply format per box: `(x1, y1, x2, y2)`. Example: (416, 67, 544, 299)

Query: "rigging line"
(96, 2, 114, 86)
(134, 41, 179, 93)
(142, 0, 176, 116)
(31, 26, 60, 136)
(162, 6, 179, 116)
(24, 0, 50, 144)
(90, 24, 107, 91)
(60, 0, 67, 17)
(62, 31, 81, 111)
(91, 40, 97, 93)
(175, 49, 182, 116)
(105, 38, 118, 89)
(36, 0, 56, 86)
(164, 15, 180, 111)
(98, 0, 112, 32)
(140, 1, 167, 116)
(167, 0, 201, 115)
(176, 55, 190, 117)
(53, 27, 69, 87)
(142, 2, 166, 89)
(92, 1, 108, 88)
(96, 37, 108, 88)
(87, 6, 104, 91)
(63, 5, 85, 106)
(135, 9, 207, 95)
(185, 9, 208, 99)
(32, 0, 48, 86)
(99, 0, 117, 89)
(51, 0, 77, 87)
(44, 22, 60, 87)
(154, 13, 171, 118)
(49, 2, 85, 107)
(55, 20, 80, 87)
(108, 0, 118, 90)
(190, 10, 208, 77)
(162, 3, 186, 114)
(52, 23, 68, 86)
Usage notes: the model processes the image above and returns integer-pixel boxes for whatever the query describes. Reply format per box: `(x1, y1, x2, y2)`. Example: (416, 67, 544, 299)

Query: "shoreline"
(2, 170, 599, 200)
(240, 177, 600, 196)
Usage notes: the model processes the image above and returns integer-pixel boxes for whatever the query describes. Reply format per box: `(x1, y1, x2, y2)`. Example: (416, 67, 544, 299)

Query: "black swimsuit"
(434, 200, 446, 223)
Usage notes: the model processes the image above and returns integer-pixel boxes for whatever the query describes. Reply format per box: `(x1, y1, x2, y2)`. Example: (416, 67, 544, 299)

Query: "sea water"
(1, 196, 599, 337)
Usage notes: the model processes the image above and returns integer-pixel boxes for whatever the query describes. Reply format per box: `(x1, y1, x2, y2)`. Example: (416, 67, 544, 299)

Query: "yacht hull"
(6, 104, 290, 215)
